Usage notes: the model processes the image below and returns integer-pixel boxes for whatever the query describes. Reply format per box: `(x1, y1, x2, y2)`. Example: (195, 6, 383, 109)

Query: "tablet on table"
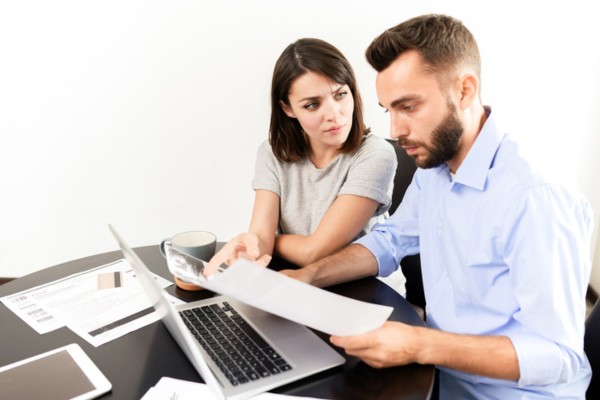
(0, 343, 112, 400)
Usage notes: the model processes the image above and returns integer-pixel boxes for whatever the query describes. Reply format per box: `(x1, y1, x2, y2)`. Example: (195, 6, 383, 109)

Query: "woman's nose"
(324, 97, 342, 121)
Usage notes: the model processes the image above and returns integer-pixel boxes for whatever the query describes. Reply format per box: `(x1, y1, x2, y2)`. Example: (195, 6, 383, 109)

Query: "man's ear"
(280, 101, 296, 118)
(457, 73, 478, 110)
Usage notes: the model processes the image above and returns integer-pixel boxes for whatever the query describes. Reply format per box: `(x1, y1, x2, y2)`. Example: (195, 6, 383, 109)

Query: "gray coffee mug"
(159, 231, 217, 261)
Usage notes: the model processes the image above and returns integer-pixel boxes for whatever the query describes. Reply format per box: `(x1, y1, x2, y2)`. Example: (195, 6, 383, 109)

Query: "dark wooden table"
(0, 245, 434, 399)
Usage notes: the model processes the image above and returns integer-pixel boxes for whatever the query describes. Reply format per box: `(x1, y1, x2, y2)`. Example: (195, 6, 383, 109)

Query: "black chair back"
(586, 299, 600, 399)
(388, 139, 416, 213)
(386, 139, 426, 310)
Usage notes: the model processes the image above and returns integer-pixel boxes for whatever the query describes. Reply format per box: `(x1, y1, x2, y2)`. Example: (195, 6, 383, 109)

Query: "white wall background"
(2, 1, 600, 291)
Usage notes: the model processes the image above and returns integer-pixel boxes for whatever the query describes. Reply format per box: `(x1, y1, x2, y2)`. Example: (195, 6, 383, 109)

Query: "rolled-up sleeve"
(502, 183, 593, 386)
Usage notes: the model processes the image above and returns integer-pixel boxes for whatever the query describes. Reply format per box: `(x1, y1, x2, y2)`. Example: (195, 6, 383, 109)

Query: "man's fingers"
(330, 334, 371, 352)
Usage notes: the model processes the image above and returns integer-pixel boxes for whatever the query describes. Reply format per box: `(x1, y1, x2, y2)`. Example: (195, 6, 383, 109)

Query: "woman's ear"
(280, 101, 296, 118)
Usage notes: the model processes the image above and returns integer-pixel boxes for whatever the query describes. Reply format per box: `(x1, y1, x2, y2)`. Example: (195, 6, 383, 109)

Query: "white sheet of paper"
(63, 291, 184, 347)
(0, 259, 179, 346)
(199, 260, 392, 336)
(141, 376, 326, 400)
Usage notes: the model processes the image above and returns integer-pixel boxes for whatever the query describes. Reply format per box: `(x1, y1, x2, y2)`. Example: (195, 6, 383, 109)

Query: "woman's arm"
(206, 190, 279, 274)
(247, 189, 280, 256)
(274, 194, 379, 266)
(274, 137, 396, 267)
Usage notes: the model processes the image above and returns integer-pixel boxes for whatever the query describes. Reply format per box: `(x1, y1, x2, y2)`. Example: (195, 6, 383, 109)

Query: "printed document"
(0, 259, 179, 346)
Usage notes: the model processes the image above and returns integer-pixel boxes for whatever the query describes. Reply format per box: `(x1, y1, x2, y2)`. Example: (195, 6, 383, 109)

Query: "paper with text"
(186, 260, 393, 336)
(0, 259, 180, 346)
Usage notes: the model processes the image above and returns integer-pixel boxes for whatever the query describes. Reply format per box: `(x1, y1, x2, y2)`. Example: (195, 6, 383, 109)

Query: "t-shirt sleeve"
(252, 141, 281, 196)
(338, 136, 397, 216)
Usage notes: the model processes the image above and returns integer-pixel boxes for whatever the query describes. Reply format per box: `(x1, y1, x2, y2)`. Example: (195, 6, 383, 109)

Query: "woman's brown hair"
(269, 38, 369, 162)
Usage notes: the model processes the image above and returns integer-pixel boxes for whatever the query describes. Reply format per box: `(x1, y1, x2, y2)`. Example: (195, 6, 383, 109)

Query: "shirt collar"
(452, 106, 505, 191)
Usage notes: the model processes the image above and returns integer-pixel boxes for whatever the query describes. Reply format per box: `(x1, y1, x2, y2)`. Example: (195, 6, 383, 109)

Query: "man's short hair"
(366, 14, 481, 82)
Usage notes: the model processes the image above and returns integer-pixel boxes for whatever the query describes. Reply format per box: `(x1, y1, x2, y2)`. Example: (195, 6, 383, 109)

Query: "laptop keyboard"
(180, 301, 293, 386)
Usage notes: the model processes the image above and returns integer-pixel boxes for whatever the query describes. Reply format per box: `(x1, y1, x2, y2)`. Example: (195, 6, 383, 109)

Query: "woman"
(196, 38, 396, 283)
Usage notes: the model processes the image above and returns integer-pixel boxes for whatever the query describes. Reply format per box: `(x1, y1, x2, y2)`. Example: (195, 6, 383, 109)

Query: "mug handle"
(159, 239, 171, 258)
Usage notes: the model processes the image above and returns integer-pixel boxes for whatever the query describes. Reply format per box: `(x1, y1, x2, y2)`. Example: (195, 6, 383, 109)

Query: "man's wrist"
(297, 263, 317, 285)
(413, 326, 435, 365)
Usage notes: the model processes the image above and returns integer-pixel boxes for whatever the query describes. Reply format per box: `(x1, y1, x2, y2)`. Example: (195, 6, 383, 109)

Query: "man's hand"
(332, 321, 520, 381)
(204, 232, 271, 276)
(330, 321, 422, 368)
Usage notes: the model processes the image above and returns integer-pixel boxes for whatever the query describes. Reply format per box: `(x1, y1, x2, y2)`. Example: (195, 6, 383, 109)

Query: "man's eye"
(404, 105, 415, 112)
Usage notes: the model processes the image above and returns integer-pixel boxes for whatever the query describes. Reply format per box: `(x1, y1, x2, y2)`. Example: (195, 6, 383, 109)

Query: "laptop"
(108, 225, 345, 400)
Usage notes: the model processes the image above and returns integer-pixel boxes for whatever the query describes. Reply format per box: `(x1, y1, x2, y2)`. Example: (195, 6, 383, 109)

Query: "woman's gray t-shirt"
(252, 134, 397, 239)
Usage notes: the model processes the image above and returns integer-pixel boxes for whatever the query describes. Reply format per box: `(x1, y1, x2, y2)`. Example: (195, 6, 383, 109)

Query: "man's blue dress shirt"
(356, 108, 593, 398)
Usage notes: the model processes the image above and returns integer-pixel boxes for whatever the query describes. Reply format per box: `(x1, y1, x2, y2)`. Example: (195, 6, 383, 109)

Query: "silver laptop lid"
(108, 224, 225, 399)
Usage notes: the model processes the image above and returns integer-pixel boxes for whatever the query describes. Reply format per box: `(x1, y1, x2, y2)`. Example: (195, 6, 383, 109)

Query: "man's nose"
(390, 115, 409, 139)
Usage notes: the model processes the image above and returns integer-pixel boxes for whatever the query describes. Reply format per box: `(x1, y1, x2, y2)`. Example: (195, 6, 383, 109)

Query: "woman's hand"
(204, 232, 272, 276)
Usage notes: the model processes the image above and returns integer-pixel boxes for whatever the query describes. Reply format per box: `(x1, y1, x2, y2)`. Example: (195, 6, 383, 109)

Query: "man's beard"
(399, 101, 463, 169)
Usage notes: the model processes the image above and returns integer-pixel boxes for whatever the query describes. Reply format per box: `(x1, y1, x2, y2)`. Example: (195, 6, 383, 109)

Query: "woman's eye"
(335, 91, 347, 100)
(304, 102, 318, 110)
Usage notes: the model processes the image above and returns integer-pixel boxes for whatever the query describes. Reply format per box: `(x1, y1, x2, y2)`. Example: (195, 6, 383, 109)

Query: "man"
(281, 14, 594, 398)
